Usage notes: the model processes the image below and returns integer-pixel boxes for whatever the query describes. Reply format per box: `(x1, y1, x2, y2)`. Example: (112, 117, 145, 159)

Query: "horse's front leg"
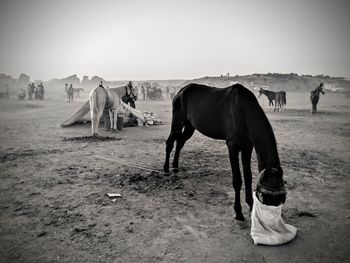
(164, 117, 182, 174)
(242, 144, 253, 210)
(172, 123, 195, 172)
(227, 141, 244, 221)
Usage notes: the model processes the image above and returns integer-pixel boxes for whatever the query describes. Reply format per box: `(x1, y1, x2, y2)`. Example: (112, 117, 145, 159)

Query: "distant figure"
(146, 86, 150, 100)
(27, 84, 33, 100)
(68, 84, 74, 102)
(38, 82, 44, 100)
(34, 84, 42, 99)
(30, 83, 36, 100)
(141, 86, 145, 100)
(166, 86, 170, 99)
(310, 83, 325, 114)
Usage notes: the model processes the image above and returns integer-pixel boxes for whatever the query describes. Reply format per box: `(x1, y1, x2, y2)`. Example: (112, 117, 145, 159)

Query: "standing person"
(27, 83, 33, 100)
(310, 83, 325, 114)
(68, 84, 74, 102)
(166, 86, 170, 99)
(64, 83, 69, 100)
(141, 86, 145, 100)
(33, 83, 39, 99)
(38, 83, 45, 100)
(126, 81, 136, 108)
(31, 83, 36, 94)
(146, 86, 150, 100)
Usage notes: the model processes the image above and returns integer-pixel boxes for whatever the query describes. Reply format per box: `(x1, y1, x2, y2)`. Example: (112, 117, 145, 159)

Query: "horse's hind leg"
(172, 122, 195, 172)
(91, 108, 104, 136)
(164, 116, 183, 174)
(241, 143, 253, 210)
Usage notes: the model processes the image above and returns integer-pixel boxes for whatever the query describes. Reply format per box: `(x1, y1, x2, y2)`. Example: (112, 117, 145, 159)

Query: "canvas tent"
(61, 100, 90, 127)
(60, 100, 162, 127)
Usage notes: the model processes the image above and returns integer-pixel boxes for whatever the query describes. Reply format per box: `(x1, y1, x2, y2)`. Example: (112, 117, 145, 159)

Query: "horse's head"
(123, 83, 138, 104)
(257, 88, 264, 98)
(256, 167, 286, 206)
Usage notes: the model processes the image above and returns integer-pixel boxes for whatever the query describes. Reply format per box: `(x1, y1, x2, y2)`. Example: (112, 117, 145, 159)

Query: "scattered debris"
(73, 226, 89, 233)
(37, 230, 47, 237)
(125, 225, 134, 233)
(311, 175, 325, 183)
(107, 193, 121, 198)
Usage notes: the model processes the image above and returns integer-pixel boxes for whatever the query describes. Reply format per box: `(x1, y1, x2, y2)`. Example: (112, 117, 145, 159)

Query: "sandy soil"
(0, 92, 349, 263)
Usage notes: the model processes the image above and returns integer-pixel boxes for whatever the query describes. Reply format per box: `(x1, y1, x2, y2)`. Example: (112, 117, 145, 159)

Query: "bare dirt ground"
(0, 92, 349, 263)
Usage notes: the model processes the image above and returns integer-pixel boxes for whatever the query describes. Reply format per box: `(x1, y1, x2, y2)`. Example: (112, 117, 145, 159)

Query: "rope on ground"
(96, 155, 164, 174)
(283, 208, 318, 218)
(310, 175, 325, 183)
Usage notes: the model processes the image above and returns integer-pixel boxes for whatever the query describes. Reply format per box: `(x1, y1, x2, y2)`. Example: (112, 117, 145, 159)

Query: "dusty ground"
(0, 92, 349, 263)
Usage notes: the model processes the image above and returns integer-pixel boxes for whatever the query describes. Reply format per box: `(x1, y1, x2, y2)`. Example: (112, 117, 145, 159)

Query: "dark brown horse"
(164, 83, 286, 221)
(310, 83, 325, 114)
(258, 88, 286, 111)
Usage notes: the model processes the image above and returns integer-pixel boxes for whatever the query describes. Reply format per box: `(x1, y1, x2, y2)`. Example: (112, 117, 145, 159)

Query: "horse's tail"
(89, 87, 104, 135)
(89, 88, 99, 115)
(283, 93, 286, 105)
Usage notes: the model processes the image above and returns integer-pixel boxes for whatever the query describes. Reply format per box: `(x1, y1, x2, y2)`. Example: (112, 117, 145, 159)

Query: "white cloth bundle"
(251, 192, 297, 245)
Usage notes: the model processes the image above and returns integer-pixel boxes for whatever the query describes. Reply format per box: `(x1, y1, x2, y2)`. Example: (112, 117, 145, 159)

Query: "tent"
(60, 101, 163, 127)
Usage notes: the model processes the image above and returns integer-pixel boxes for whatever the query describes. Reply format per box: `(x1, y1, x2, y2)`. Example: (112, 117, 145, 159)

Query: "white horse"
(89, 83, 137, 136)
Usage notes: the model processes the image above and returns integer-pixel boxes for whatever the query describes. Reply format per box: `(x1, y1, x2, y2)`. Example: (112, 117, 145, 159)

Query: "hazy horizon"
(1, 0, 349, 81)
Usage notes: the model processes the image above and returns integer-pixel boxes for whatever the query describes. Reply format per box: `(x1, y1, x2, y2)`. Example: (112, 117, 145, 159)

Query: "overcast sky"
(0, 0, 349, 81)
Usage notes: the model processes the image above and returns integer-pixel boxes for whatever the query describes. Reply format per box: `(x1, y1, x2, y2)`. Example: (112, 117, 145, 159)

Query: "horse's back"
(89, 87, 108, 111)
(173, 83, 259, 140)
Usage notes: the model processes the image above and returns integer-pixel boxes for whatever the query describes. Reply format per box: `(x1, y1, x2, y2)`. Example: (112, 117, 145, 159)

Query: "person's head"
(65, 83, 68, 86)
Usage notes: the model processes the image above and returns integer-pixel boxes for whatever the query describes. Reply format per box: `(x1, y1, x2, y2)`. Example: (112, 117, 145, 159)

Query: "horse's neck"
(106, 89, 121, 109)
(265, 90, 275, 98)
(110, 86, 127, 97)
(245, 107, 280, 170)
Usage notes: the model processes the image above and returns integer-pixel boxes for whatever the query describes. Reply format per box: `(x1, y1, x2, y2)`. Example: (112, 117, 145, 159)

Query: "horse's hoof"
(235, 214, 245, 221)
(236, 219, 248, 229)
(172, 168, 179, 173)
